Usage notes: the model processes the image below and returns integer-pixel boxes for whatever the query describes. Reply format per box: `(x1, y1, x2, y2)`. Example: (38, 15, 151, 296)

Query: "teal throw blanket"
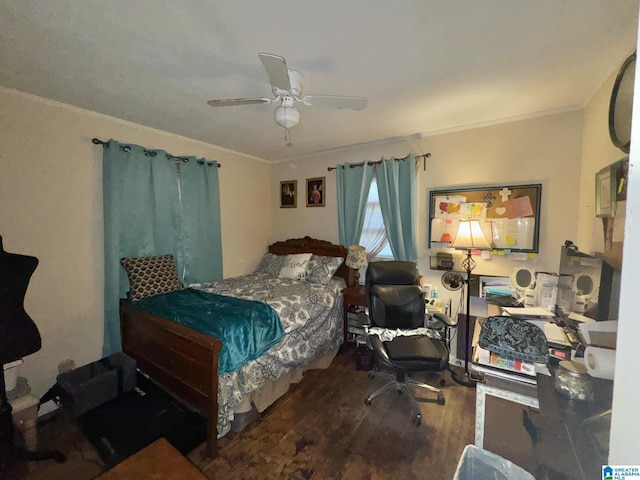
(135, 288, 284, 374)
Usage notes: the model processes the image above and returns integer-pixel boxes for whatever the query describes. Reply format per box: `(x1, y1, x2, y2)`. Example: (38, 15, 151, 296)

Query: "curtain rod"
(92, 138, 222, 167)
(327, 153, 431, 172)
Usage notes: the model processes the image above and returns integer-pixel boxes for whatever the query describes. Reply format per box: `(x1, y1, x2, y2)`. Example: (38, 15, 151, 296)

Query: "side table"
(342, 285, 365, 346)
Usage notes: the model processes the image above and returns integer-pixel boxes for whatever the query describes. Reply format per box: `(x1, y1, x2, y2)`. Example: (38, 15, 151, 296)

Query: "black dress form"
(0, 236, 42, 364)
(0, 236, 65, 476)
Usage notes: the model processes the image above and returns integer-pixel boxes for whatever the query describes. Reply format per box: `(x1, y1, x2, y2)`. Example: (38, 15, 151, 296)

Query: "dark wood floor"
(14, 345, 477, 480)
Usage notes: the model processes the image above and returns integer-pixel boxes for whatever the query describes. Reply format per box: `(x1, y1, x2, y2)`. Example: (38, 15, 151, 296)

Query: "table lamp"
(451, 220, 491, 387)
(346, 245, 368, 285)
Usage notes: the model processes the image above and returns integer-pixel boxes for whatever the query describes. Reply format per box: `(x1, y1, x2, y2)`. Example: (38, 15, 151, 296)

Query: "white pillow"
(278, 253, 313, 281)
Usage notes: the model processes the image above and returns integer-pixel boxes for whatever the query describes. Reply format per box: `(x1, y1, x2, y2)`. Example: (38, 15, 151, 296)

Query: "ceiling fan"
(207, 53, 368, 145)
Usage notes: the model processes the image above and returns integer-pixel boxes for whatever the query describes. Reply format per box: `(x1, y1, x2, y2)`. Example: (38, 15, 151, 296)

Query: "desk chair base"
(364, 372, 445, 426)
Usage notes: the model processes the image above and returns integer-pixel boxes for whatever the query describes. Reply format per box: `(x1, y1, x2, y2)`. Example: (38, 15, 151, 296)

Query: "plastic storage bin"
(57, 352, 136, 417)
(453, 445, 535, 480)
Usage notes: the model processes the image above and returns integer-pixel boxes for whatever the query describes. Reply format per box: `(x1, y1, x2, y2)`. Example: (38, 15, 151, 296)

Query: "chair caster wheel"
(413, 416, 422, 426)
(365, 398, 372, 406)
(439, 379, 446, 387)
(437, 394, 445, 405)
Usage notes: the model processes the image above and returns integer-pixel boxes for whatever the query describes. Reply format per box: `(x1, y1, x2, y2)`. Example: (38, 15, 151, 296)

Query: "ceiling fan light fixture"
(274, 104, 300, 129)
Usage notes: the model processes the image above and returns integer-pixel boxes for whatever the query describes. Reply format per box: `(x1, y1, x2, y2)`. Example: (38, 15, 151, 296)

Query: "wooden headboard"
(268, 236, 356, 287)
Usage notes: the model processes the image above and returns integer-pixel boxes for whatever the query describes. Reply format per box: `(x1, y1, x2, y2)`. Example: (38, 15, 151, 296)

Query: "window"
(360, 177, 393, 259)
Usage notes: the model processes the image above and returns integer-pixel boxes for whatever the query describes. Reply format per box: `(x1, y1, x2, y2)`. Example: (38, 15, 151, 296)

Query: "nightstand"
(342, 285, 365, 345)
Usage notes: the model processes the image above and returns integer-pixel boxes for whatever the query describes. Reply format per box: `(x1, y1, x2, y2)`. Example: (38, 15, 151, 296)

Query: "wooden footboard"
(120, 301, 222, 457)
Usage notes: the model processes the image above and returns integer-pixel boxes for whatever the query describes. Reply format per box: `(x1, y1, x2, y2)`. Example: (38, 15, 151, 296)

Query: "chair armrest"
(431, 312, 457, 328)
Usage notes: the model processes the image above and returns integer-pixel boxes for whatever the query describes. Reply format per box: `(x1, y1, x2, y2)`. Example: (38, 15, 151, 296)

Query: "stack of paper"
(501, 307, 554, 318)
(543, 322, 572, 347)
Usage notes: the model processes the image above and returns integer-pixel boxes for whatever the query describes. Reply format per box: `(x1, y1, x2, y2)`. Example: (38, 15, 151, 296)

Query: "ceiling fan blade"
(207, 97, 272, 107)
(259, 53, 292, 92)
(301, 95, 367, 110)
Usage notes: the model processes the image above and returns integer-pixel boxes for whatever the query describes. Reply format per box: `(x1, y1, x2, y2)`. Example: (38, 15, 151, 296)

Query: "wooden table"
(96, 437, 206, 480)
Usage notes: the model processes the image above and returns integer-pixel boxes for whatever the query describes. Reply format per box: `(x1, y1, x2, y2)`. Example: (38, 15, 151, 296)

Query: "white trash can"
(453, 444, 536, 480)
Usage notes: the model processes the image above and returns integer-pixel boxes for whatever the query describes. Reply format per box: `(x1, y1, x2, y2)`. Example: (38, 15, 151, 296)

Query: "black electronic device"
(557, 244, 620, 322)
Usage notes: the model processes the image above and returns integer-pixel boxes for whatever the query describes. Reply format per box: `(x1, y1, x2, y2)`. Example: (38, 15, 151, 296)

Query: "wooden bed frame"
(120, 237, 355, 457)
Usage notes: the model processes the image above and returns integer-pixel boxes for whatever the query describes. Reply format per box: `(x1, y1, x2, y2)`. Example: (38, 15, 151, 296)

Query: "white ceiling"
(1, 1, 638, 161)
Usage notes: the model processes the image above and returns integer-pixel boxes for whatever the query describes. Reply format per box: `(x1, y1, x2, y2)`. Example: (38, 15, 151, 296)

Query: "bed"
(119, 237, 355, 456)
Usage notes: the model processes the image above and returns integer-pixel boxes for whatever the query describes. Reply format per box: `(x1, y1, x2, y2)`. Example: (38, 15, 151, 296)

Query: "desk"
(531, 372, 613, 479)
(471, 364, 539, 449)
(472, 361, 613, 479)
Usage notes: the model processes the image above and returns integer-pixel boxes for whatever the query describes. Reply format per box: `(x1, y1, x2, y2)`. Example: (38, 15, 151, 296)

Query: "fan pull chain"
(284, 128, 293, 147)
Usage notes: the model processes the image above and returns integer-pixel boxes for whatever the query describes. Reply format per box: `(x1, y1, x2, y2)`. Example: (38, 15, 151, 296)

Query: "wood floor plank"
(17, 345, 477, 480)
(194, 346, 476, 479)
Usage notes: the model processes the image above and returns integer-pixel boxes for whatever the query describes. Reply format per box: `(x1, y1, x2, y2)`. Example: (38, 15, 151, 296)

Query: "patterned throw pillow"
(120, 254, 185, 301)
(255, 253, 286, 277)
(278, 253, 313, 281)
(306, 255, 344, 285)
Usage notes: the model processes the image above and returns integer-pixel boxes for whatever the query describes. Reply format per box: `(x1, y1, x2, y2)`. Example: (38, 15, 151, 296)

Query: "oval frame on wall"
(609, 51, 636, 154)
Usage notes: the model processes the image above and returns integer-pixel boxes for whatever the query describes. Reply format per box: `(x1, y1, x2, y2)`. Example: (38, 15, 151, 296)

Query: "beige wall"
(0, 87, 272, 397)
(578, 54, 636, 461)
(578, 68, 633, 253)
(273, 110, 584, 316)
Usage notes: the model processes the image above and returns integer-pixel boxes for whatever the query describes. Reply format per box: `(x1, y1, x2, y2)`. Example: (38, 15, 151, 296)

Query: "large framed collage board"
(429, 184, 542, 253)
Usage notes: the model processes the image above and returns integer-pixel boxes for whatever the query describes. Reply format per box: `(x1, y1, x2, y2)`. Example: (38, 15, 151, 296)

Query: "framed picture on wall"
(595, 165, 616, 217)
(306, 176, 325, 207)
(280, 180, 297, 208)
(614, 156, 629, 202)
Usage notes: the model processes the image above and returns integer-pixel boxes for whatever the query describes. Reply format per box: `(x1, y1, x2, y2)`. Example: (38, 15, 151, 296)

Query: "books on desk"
(475, 346, 536, 377)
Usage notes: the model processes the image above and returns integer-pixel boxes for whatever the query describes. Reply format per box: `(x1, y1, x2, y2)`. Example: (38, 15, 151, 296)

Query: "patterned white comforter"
(192, 272, 345, 437)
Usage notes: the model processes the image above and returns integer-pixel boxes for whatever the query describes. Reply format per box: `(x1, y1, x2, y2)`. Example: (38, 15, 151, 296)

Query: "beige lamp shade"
(451, 220, 491, 250)
(346, 245, 368, 269)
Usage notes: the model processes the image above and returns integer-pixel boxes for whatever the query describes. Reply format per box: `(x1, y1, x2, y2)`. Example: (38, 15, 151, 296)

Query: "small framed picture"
(614, 156, 629, 202)
(280, 180, 297, 208)
(595, 165, 616, 217)
(306, 176, 325, 207)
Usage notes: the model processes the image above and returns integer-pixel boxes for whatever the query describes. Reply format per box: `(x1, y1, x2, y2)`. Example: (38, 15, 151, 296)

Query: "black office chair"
(359, 261, 456, 426)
